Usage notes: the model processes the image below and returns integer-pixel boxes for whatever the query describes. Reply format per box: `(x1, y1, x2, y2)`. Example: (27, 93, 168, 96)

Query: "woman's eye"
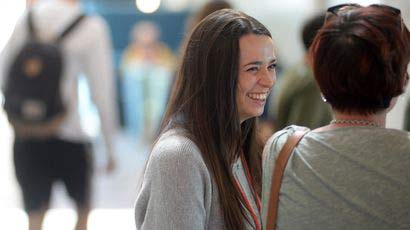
(268, 63, 277, 70)
(246, 67, 258, 72)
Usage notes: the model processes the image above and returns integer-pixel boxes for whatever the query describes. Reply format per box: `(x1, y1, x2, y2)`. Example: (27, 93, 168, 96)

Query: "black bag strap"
(27, 10, 36, 40)
(55, 14, 86, 43)
(26, 9, 86, 43)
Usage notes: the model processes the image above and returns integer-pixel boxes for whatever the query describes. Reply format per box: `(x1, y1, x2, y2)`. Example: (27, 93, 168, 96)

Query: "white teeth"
(248, 93, 268, 100)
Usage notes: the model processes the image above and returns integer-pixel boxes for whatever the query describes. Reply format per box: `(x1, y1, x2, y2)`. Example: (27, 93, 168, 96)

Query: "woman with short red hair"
(262, 4, 410, 230)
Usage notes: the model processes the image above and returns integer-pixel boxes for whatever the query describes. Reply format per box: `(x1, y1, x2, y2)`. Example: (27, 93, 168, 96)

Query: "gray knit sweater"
(135, 128, 261, 230)
(262, 125, 410, 230)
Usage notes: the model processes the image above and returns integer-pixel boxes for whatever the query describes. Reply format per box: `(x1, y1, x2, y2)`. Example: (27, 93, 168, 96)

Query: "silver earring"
(320, 93, 327, 102)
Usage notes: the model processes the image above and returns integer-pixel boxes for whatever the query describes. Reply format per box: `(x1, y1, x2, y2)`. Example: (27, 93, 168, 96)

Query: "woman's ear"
(387, 96, 399, 113)
(403, 72, 409, 91)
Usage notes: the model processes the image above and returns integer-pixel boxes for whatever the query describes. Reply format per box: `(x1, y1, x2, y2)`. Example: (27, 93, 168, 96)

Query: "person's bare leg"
(28, 204, 48, 230)
(75, 206, 90, 230)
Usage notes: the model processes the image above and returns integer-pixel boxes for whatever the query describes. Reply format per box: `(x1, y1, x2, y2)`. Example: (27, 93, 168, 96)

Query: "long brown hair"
(162, 9, 270, 229)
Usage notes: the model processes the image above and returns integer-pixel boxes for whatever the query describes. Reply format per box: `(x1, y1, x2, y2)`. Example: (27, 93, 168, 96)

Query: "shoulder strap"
(26, 10, 85, 43)
(266, 130, 309, 230)
(27, 10, 36, 40)
(55, 14, 86, 44)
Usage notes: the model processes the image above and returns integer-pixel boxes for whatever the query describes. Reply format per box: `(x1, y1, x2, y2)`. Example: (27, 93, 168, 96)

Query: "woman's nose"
(259, 69, 276, 88)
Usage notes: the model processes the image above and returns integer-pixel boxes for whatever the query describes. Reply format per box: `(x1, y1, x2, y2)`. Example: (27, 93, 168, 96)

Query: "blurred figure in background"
(184, 0, 232, 35)
(274, 12, 332, 131)
(0, 0, 117, 229)
(120, 21, 174, 142)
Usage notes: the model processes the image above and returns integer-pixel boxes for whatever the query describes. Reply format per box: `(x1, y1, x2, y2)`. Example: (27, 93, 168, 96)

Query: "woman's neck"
(332, 111, 387, 128)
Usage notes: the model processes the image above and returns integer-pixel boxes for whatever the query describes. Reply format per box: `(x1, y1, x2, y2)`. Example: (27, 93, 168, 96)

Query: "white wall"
(235, 0, 318, 68)
(383, 0, 410, 129)
(0, 1, 26, 52)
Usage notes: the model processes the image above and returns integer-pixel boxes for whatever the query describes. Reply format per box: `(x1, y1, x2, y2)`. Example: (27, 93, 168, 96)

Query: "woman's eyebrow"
(269, 58, 277, 63)
(243, 61, 262, 67)
(243, 58, 277, 67)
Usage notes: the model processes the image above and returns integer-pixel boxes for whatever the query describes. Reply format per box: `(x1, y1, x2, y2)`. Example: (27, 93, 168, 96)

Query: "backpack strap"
(27, 10, 36, 40)
(26, 9, 85, 43)
(55, 14, 86, 44)
(266, 130, 309, 230)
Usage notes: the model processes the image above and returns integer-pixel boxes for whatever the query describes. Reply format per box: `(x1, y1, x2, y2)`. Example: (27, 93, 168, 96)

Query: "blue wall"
(103, 12, 189, 52)
(82, 1, 189, 65)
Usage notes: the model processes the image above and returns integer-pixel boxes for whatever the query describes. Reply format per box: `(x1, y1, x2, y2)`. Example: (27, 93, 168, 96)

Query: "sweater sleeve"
(135, 134, 212, 230)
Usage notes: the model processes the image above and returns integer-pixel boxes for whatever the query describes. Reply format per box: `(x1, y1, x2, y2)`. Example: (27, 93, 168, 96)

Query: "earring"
(320, 93, 327, 102)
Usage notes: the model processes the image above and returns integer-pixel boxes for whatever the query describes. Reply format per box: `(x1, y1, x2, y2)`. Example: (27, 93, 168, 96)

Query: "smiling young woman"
(237, 34, 276, 123)
(135, 9, 276, 230)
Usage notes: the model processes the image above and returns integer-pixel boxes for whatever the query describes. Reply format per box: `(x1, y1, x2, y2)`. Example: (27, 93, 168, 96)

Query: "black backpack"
(3, 11, 85, 138)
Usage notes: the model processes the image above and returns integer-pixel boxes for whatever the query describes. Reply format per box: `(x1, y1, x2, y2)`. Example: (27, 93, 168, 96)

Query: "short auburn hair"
(309, 5, 410, 114)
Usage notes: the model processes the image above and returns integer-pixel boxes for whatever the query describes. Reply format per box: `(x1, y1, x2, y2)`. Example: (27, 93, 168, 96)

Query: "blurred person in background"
(274, 12, 332, 132)
(135, 9, 276, 229)
(120, 21, 174, 142)
(184, 0, 232, 35)
(262, 4, 410, 230)
(0, 0, 117, 229)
